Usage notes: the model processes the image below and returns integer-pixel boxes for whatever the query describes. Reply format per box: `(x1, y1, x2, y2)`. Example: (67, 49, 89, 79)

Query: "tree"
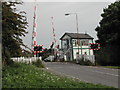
(95, 1, 120, 66)
(2, 2, 28, 65)
(96, 1, 120, 45)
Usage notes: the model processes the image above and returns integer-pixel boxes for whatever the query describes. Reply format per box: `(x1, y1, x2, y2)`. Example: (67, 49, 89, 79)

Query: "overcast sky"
(16, 1, 116, 49)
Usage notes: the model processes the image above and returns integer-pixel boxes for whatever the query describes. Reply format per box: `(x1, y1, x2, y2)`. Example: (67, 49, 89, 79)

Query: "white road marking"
(85, 69, 118, 77)
(46, 67, 49, 69)
(67, 65, 118, 77)
(88, 66, 118, 71)
(46, 63, 118, 77)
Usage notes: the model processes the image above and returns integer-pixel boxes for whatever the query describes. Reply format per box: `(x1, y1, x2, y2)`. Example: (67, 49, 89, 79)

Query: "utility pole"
(65, 13, 82, 63)
(75, 13, 80, 55)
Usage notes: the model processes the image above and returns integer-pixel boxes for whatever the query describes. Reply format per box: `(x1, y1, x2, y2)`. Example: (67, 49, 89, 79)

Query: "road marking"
(87, 66, 118, 71)
(45, 62, 118, 77)
(46, 67, 49, 69)
(46, 67, 90, 83)
(67, 65, 119, 77)
(85, 69, 118, 77)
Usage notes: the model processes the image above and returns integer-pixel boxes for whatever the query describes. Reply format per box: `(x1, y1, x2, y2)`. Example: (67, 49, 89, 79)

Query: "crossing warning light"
(90, 43, 100, 50)
(34, 46, 42, 51)
(33, 45, 44, 52)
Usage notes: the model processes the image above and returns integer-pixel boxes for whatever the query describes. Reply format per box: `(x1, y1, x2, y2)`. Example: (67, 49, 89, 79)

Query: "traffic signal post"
(90, 43, 100, 66)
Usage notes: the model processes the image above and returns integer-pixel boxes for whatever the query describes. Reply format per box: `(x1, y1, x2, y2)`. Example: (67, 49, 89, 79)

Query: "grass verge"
(2, 63, 118, 89)
(95, 66, 120, 69)
(101, 66, 120, 69)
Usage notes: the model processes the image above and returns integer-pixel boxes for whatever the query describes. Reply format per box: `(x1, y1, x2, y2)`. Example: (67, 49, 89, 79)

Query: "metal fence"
(76, 55, 95, 63)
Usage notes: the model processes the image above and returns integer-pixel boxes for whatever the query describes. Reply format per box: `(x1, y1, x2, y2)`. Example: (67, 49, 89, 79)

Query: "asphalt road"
(44, 62, 119, 88)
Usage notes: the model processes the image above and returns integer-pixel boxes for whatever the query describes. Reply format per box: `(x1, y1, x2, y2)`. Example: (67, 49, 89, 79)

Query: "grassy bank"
(101, 66, 120, 69)
(2, 63, 117, 88)
(95, 65, 120, 69)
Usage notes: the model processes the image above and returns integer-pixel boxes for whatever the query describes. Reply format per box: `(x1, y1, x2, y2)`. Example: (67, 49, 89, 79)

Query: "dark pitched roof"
(60, 33, 94, 40)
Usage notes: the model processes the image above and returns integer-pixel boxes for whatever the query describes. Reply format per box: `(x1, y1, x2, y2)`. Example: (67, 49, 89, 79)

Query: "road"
(44, 62, 119, 88)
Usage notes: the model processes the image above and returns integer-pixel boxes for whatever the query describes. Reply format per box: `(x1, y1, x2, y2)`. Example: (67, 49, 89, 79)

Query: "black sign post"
(90, 43, 100, 66)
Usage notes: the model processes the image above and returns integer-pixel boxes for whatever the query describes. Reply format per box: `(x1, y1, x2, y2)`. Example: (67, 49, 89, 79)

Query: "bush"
(79, 58, 94, 66)
(32, 59, 44, 68)
(79, 57, 84, 65)
(84, 60, 94, 66)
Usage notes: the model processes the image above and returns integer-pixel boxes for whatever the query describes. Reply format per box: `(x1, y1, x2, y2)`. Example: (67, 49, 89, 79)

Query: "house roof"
(60, 33, 94, 40)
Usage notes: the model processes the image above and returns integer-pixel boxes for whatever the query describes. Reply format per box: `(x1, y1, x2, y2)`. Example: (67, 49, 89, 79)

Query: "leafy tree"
(2, 2, 28, 65)
(95, 1, 120, 66)
(22, 49, 33, 57)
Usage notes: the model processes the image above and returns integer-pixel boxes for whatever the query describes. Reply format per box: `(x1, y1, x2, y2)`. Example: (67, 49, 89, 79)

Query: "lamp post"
(65, 13, 80, 57)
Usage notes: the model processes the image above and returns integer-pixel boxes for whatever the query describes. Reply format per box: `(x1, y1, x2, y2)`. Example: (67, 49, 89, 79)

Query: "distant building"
(60, 32, 95, 62)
